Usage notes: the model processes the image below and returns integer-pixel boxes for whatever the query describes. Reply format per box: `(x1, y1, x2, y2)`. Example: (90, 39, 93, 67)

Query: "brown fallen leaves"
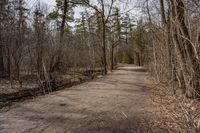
(146, 76, 200, 133)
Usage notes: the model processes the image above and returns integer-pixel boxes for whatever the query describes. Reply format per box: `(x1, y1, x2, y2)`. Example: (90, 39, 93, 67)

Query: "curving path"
(0, 64, 152, 133)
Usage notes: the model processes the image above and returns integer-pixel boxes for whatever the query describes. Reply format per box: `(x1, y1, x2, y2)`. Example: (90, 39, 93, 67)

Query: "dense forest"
(0, 0, 200, 132)
(0, 0, 147, 91)
(1, 0, 200, 98)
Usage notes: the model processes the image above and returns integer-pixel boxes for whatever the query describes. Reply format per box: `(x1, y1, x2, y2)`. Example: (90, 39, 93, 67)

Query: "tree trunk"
(16, 63, 20, 80)
(159, 0, 167, 25)
(160, 0, 173, 79)
(60, 0, 68, 44)
(37, 52, 42, 78)
(54, 0, 68, 72)
(102, 21, 107, 74)
(111, 45, 114, 71)
(7, 43, 11, 77)
(137, 53, 141, 66)
(0, 44, 4, 78)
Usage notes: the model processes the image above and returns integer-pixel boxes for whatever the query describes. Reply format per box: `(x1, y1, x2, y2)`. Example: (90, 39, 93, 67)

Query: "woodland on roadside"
(0, 0, 147, 94)
(0, 0, 200, 132)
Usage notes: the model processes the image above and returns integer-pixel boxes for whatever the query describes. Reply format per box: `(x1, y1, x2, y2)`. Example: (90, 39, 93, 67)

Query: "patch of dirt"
(0, 65, 165, 133)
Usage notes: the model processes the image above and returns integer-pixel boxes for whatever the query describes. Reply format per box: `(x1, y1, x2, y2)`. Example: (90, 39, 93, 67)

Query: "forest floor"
(0, 64, 170, 133)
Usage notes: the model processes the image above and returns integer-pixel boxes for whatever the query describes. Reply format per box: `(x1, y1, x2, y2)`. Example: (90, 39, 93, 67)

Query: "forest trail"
(0, 64, 152, 133)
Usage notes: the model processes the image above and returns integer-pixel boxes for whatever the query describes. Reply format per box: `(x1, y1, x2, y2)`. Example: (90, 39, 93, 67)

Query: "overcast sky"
(26, 0, 140, 19)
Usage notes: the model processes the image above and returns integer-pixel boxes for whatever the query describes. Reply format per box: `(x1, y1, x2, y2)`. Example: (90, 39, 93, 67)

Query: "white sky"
(26, 0, 141, 20)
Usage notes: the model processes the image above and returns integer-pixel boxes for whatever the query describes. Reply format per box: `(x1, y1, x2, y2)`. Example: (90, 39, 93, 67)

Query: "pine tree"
(48, 0, 75, 72)
(110, 7, 122, 70)
(132, 20, 145, 66)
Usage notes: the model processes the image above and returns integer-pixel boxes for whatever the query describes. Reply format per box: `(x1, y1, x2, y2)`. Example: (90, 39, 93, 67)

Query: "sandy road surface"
(0, 65, 152, 133)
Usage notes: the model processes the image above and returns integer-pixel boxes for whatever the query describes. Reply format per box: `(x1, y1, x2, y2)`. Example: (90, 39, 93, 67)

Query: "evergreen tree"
(48, 0, 75, 71)
(109, 7, 122, 70)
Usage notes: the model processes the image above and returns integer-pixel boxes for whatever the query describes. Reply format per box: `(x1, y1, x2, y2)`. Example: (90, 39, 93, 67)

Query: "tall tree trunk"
(37, 49, 42, 78)
(160, 0, 173, 79)
(54, 0, 68, 72)
(137, 53, 141, 66)
(159, 0, 167, 25)
(60, 0, 68, 44)
(102, 21, 107, 74)
(0, 22, 4, 78)
(0, 1, 4, 77)
(6, 40, 11, 77)
(111, 45, 114, 71)
(0, 44, 4, 78)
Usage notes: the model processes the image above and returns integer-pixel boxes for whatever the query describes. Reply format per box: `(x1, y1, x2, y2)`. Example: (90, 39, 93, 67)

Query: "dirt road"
(0, 65, 152, 133)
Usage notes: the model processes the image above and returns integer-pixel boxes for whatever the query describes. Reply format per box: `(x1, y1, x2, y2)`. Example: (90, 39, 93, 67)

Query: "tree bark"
(54, 0, 68, 72)
(111, 45, 114, 71)
(102, 21, 107, 74)
(60, 0, 68, 44)
(0, 44, 4, 78)
(101, 0, 107, 75)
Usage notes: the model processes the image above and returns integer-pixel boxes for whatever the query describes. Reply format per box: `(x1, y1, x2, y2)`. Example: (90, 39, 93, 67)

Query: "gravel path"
(0, 65, 152, 133)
